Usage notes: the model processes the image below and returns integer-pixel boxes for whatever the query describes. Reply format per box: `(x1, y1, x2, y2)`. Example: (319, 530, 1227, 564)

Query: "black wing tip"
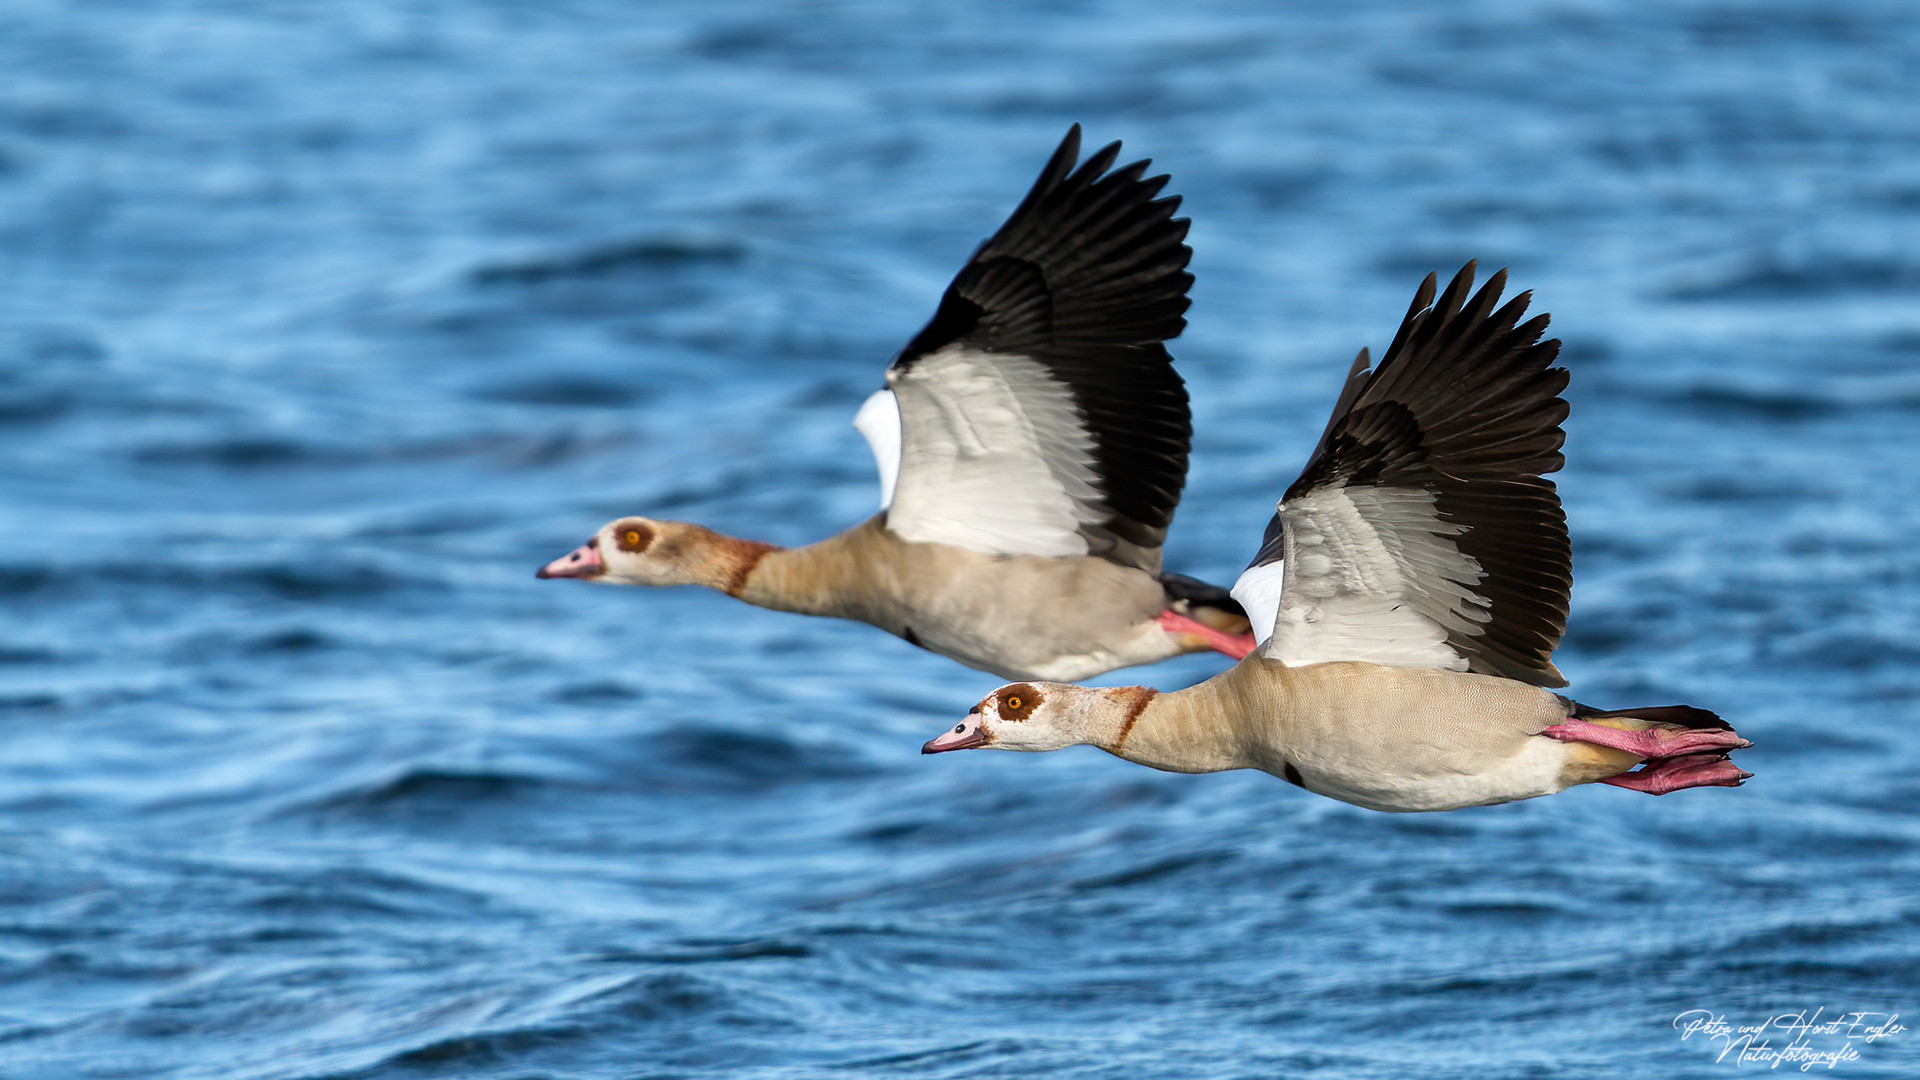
(1074, 138, 1127, 185)
(1045, 124, 1154, 206)
(894, 125, 1194, 368)
(1374, 260, 1564, 414)
(1041, 124, 1084, 186)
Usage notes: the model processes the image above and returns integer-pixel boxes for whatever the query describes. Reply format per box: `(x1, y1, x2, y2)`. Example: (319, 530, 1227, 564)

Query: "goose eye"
(624, 530, 641, 545)
(996, 684, 1039, 720)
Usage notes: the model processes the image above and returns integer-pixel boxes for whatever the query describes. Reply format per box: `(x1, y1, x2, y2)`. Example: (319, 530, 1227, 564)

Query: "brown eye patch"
(614, 522, 654, 553)
(998, 683, 1040, 721)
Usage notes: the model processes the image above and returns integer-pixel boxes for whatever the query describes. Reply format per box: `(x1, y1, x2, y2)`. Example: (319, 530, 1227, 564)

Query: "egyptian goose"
(538, 127, 1254, 681)
(924, 264, 1751, 811)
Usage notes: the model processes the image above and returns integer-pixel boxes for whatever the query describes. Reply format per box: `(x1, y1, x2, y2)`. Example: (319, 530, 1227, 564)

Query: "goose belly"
(1275, 735, 1571, 813)
(904, 613, 1177, 683)
(871, 548, 1175, 681)
(1232, 663, 1577, 813)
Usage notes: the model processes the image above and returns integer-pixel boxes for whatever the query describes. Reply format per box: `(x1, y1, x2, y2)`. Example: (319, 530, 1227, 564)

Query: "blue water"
(3, 2, 1917, 1077)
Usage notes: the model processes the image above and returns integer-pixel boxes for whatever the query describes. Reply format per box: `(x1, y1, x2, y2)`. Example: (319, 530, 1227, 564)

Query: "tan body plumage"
(1023, 660, 1645, 812)
(739, 517, 1198, 681)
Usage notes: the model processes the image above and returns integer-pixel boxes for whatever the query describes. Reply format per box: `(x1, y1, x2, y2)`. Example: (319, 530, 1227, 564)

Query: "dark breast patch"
(1283, 761, 1305, 787)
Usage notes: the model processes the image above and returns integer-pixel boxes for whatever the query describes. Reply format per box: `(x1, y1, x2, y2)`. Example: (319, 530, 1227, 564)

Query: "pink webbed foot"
(1542, 719, 1752, 759)
(1601, 753, 1752, 795)
(1155, 611, 1256, 660)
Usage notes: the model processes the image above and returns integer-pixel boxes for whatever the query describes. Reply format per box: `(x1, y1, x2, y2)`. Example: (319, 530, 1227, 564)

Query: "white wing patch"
(884, 345, 1102, 558)
(1230, 559, 1286, 649)
(1261, 485, 1488, 671)
(853, 388, 902, 509)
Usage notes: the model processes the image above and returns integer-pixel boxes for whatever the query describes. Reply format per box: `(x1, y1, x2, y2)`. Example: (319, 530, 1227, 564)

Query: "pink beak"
(922, 711, 990, 754)
(536, 541, 604, 580)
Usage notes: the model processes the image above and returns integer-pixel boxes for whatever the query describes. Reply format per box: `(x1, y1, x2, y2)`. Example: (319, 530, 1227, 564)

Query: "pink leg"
(1542, 719, 1751, 759)
(1155, 611, 1256, 660)
(1602, 753, 1752, 795)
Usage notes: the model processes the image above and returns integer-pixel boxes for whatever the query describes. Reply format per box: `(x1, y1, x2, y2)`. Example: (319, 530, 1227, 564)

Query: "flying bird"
(539, 127, 1253, 681)
(924, 264, 1750, 811)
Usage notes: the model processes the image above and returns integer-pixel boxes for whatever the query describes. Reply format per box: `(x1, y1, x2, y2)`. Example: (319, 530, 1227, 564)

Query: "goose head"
(922, 682, 1089, 754)
(537, 517, 762, 590)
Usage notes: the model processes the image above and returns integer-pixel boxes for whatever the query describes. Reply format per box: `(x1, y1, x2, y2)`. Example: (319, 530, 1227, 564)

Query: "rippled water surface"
(4, 2, 1918, 1077)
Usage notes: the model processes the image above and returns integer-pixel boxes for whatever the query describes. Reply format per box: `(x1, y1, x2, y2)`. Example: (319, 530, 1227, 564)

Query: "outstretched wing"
(875, 125, 1193, 572)
(1237, 263, 1572, 687)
